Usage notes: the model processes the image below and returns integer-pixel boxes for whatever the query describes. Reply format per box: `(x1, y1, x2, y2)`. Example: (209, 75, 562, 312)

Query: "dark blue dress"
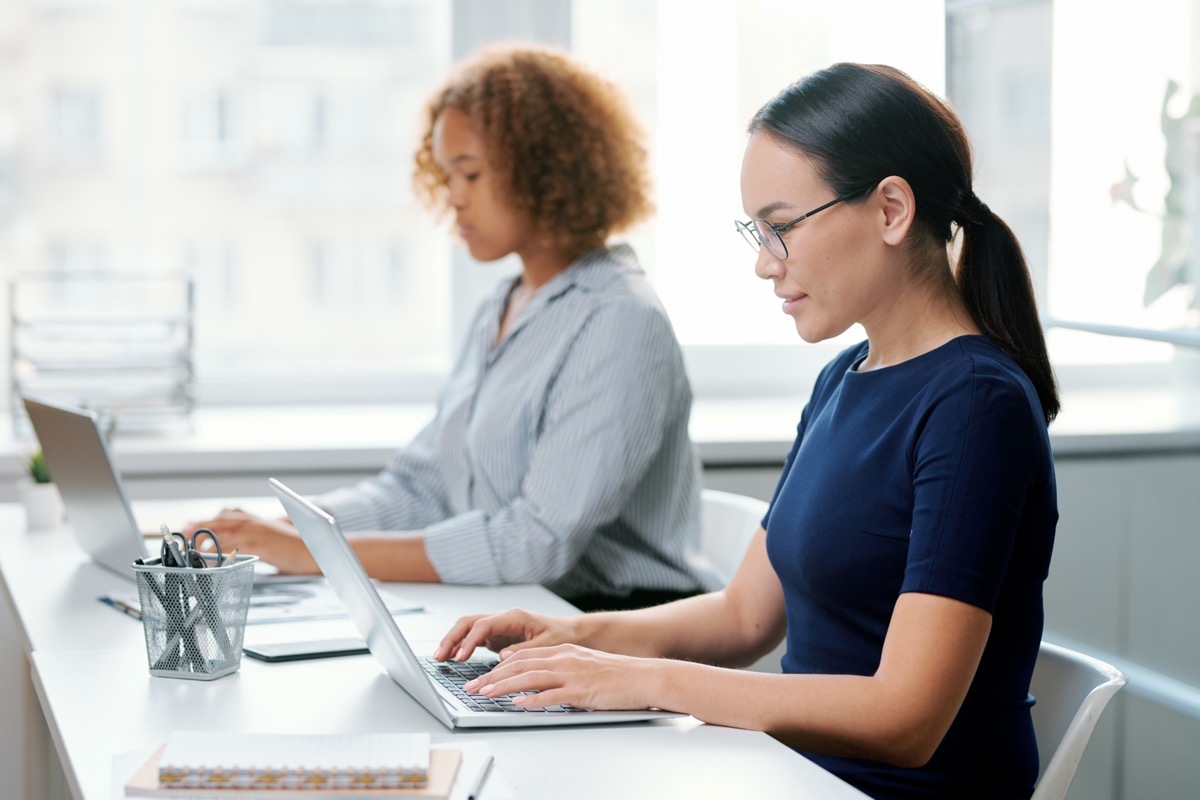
(763, 336, 1057, 800)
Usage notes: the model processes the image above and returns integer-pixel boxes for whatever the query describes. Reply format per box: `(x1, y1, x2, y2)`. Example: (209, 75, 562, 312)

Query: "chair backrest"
(1029, 641, 1127, 800)
(696, 489, 786, 673)
(697, 489, 769, 587)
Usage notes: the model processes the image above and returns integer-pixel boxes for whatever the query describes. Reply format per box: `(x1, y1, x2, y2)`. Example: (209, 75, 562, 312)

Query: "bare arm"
(436, 528, 786, 666)
(649, 592, 990, 766)
(186, 510, 440, 582)
(467, 591, 991, 768)
(577, 528, 786, 665)
(437, 520, 991, 767)
(344, 533, 440, 582)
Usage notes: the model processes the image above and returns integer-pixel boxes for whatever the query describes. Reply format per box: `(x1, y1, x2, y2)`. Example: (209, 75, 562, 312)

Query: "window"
(49, 87, 103, 162)
(184, 242, 236, 310)
(2, 0, 1194, 419)
(307, 240, 406, 309)
(46, 240, 107, 274)
(949, 0, 1200, 369)
(947, 0, 1052, 310)
(1046, 0, 1200, 363)
(181, 89, 241, 167)
(0, 0, 952, 411)
(2, 0, 454, 410)
(573, 0, 945, 353)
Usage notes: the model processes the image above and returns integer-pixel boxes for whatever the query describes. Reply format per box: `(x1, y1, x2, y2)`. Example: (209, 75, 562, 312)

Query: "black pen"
(466, 754, 494, 800)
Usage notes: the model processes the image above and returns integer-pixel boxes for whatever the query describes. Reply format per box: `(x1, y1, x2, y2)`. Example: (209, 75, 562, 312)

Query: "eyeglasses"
(735, 193, 857, 260)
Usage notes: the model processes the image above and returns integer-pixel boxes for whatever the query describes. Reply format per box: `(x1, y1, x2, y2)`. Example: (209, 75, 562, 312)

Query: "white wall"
(1049, 454, 1200, 800)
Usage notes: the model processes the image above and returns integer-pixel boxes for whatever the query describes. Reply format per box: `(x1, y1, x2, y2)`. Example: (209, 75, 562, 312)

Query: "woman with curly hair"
(189, 45, 708, 612)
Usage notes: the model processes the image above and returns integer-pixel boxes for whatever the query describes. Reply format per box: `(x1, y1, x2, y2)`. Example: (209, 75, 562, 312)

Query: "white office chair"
(697, 488, 769, 586)
(1029, 640, 1127, 800)
(695, 489, 785, 673)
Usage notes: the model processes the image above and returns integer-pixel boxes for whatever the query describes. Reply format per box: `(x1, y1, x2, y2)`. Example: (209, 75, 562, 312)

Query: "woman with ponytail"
(434, 63, 1058, 800)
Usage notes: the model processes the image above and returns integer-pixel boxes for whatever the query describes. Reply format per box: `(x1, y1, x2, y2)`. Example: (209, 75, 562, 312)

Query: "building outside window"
(0, 0, 1196, 417)
(49, 86, 103, 162)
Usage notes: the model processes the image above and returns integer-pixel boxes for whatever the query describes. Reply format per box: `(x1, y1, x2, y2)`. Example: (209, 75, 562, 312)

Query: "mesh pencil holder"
(132, 555, 258, 680)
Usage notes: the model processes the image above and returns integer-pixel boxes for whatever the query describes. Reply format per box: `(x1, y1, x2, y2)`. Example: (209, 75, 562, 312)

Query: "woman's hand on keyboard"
(460, 644, 667, 712)
(434, 608, 579, 663)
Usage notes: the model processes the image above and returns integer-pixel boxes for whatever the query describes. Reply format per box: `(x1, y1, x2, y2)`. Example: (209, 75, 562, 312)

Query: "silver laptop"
(22, 394, 283, 582)
(269, 477, 684, 729)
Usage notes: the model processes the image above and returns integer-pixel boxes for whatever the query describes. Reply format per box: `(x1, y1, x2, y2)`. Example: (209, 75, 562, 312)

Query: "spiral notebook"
(124, 731, 461, 798)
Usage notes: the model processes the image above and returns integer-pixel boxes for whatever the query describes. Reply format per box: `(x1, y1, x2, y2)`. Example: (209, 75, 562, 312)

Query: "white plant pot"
(19, 480, 64, 531)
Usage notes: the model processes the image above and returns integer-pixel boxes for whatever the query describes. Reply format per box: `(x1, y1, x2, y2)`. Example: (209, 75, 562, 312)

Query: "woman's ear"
(875, 176, 917, 246)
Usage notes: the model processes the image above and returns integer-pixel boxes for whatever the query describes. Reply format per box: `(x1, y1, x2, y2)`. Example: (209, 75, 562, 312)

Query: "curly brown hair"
(413, 44, 654, 257)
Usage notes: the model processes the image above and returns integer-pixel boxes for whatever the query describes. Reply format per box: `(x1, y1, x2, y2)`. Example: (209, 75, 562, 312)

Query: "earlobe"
(876, 176, 916, 246)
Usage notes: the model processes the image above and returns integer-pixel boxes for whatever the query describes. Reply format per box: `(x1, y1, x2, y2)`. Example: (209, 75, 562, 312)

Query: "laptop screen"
(22, 395, 147, 578)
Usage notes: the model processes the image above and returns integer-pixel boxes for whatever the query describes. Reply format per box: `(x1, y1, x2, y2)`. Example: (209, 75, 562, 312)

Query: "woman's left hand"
(462, 644, 673, 711)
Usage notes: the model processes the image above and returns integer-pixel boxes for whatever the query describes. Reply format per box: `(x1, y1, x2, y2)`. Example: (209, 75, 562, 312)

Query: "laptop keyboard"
(420, 658, 586, 713)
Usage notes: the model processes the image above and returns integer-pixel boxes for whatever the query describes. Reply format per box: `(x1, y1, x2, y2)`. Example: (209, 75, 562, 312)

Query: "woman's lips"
(779, 293, 807, 314)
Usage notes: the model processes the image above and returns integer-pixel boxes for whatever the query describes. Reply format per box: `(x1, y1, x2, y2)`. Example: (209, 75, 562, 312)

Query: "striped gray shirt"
(313, 244, 706, 599)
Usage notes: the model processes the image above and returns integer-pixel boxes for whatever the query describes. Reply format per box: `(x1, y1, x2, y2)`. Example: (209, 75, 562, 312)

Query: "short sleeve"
(901, 369, 1047, 612)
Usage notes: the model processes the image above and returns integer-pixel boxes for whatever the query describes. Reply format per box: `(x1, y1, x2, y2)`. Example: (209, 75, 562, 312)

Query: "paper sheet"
(440, 743, 512, 800)
(101, 583, 423, 625)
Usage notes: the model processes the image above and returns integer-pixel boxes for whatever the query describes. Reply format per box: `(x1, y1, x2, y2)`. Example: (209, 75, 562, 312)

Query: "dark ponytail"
(750, 63, 1059, 424)
(954, 194, 1059, 422)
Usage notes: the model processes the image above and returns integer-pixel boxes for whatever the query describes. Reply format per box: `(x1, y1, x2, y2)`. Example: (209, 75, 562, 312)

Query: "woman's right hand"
(433, 608, 580, 662)
(183, 510, 319, 575)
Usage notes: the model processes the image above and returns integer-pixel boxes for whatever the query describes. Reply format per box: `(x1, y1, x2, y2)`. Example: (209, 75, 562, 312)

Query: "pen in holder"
(132, 554, 258, 680)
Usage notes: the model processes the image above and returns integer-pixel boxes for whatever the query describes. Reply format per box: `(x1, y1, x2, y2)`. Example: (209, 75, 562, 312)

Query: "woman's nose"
(753, 247, 784, 281)
(445, 176, 467, 208)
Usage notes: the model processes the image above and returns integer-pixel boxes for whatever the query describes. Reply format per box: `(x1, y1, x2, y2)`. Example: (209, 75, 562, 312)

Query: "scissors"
(153, 524, 233, 671)
(160, 527, 223, 569)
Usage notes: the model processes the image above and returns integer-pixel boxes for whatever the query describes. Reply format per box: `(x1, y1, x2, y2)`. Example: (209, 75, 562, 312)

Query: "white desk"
(2, 501, 868, 800)
(0, 498, 580, 654)
(33, 649, 865, 800)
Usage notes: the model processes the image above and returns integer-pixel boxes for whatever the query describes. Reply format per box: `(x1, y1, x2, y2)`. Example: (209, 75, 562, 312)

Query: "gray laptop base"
(269, 477, 683, 729)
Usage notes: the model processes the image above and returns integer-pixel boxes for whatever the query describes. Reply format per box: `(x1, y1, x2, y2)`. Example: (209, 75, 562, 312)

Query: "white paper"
(437, 742, 513, 800)
(101, 583, 422, 625)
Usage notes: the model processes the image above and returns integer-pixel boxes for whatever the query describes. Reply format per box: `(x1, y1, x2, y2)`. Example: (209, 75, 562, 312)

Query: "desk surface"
(33, 648, 867, 800)
(2, 501, 869, 800)
(0, 502, 580, 655)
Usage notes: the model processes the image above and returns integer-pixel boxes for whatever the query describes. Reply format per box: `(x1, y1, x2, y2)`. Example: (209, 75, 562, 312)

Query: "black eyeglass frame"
(735, 190, 863, 260)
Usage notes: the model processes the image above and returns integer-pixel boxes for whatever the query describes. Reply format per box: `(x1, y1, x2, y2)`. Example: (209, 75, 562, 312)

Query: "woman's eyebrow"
(437, 153, 481, 175)
(754, 200, 796, 218)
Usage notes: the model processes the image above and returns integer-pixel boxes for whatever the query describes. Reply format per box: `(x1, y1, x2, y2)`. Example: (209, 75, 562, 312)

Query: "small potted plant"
(28, 450, 51, 484)
(19, 449, 64, 530)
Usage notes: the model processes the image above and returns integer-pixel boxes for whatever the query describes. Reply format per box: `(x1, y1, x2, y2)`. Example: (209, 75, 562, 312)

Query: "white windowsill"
(3, 380, 1200, 501)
